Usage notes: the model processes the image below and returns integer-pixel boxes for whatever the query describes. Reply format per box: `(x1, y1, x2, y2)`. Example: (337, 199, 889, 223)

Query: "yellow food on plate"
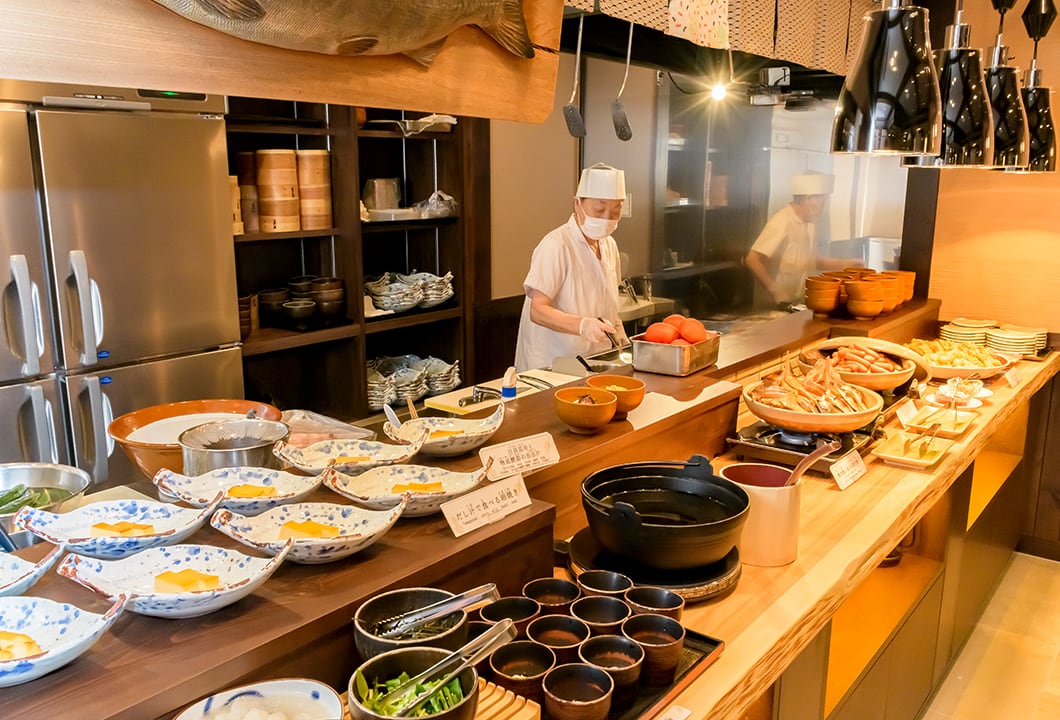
(225, 484, 277, 498)
(334, 455, 370, 464)
(279, 519, 340, 540)
(906, 338, 1004, 368)
(154, 569, 221, 593)
(428, 429, 464, 440)
(0, 630, 42, 661)
(89, 521, 157, 538)
(390, 481, 445, 494)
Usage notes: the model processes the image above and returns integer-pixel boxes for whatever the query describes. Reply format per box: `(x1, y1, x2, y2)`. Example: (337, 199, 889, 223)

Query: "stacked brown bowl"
(237, 295, 253, 340)
(309, 276, 346, 320)
(805, 268, 916, 320)
(257, 287, 289, 327)
(804, 275, 842, 316)
(844, 278, 884, 320)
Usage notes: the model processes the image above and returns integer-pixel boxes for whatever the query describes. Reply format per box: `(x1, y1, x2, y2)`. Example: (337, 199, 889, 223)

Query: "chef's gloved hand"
(578, 317, 616, 344)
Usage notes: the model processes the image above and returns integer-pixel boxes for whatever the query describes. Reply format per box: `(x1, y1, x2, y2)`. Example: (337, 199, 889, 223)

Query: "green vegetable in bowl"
(0, 485, 75, 515)
(353, 669, 465, 716)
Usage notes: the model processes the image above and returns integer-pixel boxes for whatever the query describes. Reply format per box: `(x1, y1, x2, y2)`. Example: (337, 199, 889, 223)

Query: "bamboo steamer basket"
(296, 149, 331, 185)
(255, 149, 296, 170)
(235, 152, 256, 185)
(296, 150, 332, 230)
(256, 150, 299, 206)
(258, 196, 300, 233)
(742, 381, 883, 433)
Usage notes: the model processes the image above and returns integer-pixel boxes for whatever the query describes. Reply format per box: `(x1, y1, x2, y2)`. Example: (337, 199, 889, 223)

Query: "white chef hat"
(576, 163, 626, 200)
(791, 172, 835, 196)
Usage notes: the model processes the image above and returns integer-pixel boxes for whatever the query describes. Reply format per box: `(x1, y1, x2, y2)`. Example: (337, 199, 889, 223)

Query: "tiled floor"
(922, 552, 1060, 719)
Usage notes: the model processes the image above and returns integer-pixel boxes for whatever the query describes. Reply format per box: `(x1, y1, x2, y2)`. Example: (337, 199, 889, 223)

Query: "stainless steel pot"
(178, 418, 289, 475)
(0, 463, 91, 549)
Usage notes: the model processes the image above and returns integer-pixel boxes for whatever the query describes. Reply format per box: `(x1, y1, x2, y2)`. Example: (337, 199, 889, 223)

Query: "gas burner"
(777, 429, 817, 447)
(726, 421, 874, 473)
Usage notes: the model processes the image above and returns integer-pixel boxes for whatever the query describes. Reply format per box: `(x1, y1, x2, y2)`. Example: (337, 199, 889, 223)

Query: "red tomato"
(671, 338, 691, 346)
(644, 322, 679, 344)
(678, 318, 708, 344)
(663, 313, 687, 328)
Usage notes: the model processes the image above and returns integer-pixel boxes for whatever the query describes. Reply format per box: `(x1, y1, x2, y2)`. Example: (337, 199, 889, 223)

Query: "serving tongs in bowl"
(357, 618, 516, 716)
(369, 583, 499, 639)
(904, 421, 942, 458)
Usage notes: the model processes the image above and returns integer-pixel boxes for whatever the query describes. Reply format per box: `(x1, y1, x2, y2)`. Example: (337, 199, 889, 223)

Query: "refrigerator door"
(35, 108, 239, 371)
(0, 376, 68, 464)
(63, 347, 244, 489)
(0, 106, 55, 382)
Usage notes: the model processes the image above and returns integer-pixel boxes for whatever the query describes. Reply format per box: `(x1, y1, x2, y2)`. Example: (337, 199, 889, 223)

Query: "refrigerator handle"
(69, 250, 101, 366)
(10, 254, 42, 376)
(26, 384, 57, 463)
(83, 376, 110, 485)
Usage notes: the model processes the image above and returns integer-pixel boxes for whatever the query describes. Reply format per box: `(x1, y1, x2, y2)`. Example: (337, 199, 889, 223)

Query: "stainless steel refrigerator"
(0, 80, 243, 489)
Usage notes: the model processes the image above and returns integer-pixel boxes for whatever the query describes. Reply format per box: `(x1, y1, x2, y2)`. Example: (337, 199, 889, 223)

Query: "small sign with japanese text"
(1004, 366, 1022, 388)
(895, 398, 918, 429)
(479, 432, 559, 481)
(441, 474, 532, 537)
(830, 450, 867, 490)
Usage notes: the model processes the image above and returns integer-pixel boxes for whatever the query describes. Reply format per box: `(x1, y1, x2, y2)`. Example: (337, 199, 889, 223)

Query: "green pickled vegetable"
(354, 669, 465, 717)
(0, 486, 74, 515)
(0, 484, 27, 508)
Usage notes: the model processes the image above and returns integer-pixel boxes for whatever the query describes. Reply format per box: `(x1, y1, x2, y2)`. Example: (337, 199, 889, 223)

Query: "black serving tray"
(614, 627, 725, 720)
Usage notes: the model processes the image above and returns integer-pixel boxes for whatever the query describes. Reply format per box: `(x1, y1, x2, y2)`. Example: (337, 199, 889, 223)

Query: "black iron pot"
(580, 455, 749, 570)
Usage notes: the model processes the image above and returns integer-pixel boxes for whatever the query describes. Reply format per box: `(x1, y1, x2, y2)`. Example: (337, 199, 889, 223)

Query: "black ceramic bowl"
(348, 646, 479, 720)
(353, 587, 469, 660)
(580, 454, 748, 570)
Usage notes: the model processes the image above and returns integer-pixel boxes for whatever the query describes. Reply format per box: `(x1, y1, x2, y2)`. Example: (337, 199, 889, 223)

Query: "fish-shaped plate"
(0, 546, 63, 597)
(14, 496, 223, 559)
(273, 427, 429, 475)
(153, 467, 320, 516)
(173, 678, 343, 720)
(210, 500, 406, 564)
(322, 463, 489, 517)
(0, 594, 126, 687)
(383, 403, 504, 457)
(57, 542, 291, 619)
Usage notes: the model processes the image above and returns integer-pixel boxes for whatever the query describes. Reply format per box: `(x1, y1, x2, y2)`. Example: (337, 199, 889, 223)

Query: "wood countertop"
(666, 352, 1060, 719)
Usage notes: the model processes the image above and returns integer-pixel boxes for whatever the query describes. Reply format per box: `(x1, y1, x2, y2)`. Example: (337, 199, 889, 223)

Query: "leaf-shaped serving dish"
(0, 546, 63, 597)
(153, 467, 320, 516)
(383, 403, 505, 457)
(273, 427, 428, 474)
(322, 463, 489, 517)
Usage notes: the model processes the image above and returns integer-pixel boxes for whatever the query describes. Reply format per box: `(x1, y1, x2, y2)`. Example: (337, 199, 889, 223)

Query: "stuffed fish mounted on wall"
(151, 0, 536, 66)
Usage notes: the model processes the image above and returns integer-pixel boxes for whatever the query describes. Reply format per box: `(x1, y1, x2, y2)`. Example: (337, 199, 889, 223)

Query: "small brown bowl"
(543, 663, 613, 720)
(489, 640, 555, 706)
(317, 299, 345, 317)
(844, 280, 884, 302)
(570, 595, 631, 636)
(576, 570, 633, 598)
(257, 287, 289, 303)
(287, 275, 318, 292)
(310, 276, 343, 291)
(523, 577, 581, 615)
(480, 596, 541, 638)
(311, 288, 345, 302)
(554, 387, 616, 435)
(283, 299, 316, 320)
(526, 614, 590, 664)
(623, 586, 685, 621)
(621, 613, 685, 686)
(847, 298, 884, 320)
(578, 634, 644, 708)
(585, 375, 645, 419)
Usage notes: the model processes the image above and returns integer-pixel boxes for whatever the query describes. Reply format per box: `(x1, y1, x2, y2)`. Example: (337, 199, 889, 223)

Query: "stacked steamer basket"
(228, 176, 243, 236)
(255, 149, 300, 233)
(295, 150, 333, 231)
(235, 152, 259, 233)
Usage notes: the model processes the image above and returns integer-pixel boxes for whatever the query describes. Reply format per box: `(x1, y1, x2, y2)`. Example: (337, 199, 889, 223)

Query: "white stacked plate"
(1001, 324, 1049, 351)
(986, 328, 1039, 356)
(396, 270, 455, 309)
(939, 323, 990, 345)
(952, 317, 999, 328)
(392, 366, 429, 402)
(366, 368, 397, 411)
(368, 282, 423, 312)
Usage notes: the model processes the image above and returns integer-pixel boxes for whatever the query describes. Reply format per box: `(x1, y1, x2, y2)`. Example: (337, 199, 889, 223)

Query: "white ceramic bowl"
(273, 427, 429, 475)
(0, 545, 63, 597)
(211, 501, 406, 564)
(14, 496, 223, 559)
(0, 595, 126, 687)
(173, 678, 343, 720)
(57, 542, 291, 618)
(153, 467, 321, 516)
(322, 463, 489, 517)
(382, 403, 505, 457)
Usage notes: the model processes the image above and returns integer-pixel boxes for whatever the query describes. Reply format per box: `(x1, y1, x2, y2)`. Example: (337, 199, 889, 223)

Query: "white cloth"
(749, 204, 816, 303)
(515, 215, 625, 372)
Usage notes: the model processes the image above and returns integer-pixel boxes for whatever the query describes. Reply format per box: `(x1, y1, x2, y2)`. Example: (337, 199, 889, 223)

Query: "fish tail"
(480, 0, 535, 59)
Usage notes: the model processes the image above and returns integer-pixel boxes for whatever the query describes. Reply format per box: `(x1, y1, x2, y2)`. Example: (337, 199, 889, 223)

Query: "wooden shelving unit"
(240, 324, 361, 357)
(364, 307, 462, 334)
(234, 228, 340, 244)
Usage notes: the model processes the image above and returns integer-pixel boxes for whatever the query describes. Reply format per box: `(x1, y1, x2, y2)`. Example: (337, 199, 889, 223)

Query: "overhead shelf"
(240, 323, 361, 357)
(235, 228, 340, 243)
(361, 217, 458, 234)
(364, 306, 462, 334)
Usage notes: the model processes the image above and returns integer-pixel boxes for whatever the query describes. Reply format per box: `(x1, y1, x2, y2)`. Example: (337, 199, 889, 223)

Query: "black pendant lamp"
(831, 0, 942, 155)
(904, 1, 994, 168)
(1019, 0, 1057, 172)
(985, 0, 1030, 168)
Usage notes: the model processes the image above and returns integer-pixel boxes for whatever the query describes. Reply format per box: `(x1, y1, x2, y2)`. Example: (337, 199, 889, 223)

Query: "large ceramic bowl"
(352, 587, 472, 661)
(0, 463, 92, 549)
(586, 374, 646, 418)
(0, 546, 63, 597)
(14, 496, 223, 559)
(0, 595, 126, 687)
(349, 646, 479, 719)
(322, 463, 489, 517)
(743, 381, 883, 433)
(928, 352, 1013, 380)
(800, 337, 929, 392)
(154, 466, 321, 516)
(57, 542, 291, 618)
(210, 500, 406, 564)
(382, 403, 504, 457)
(273, 427, 429, 475)
(173, 678, 343, 720)
(554, 387, 617, 434)
(107, 399, 282, 479)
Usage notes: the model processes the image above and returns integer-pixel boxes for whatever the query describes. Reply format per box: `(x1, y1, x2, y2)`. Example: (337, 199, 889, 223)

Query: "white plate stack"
(396, 271, 455, 309)
(392, 367, 429, 403)
(1000, 324, 1049, 352)
(986, 328, 1040, 357)
(411, 356, 462, 396)
(940, 317, 997, 345)
(366, 280, 424, 313)
(366, 368, 397, 411)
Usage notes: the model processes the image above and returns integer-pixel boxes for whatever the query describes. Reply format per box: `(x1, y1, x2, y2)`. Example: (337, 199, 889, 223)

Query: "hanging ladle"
(563, 14, 587, 137)
(785, 439, 842, 486)
(612, 21, 634, 141)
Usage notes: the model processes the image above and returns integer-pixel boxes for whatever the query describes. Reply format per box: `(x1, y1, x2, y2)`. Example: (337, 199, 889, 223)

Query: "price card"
(440, 474, 532, 537)
(657, 707, 692, 720)
(894, 398, 919, 429)
(830, 450, 867, 490)
(1004, 366, 1023, 388)
(479, 432, 559, 480)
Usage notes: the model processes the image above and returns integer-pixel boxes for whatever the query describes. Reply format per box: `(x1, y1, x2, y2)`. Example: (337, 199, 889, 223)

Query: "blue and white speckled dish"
(383, 402, 505, 457)
(153, 467, 321, 516)
(0, 546, 63, 597)
(322, 463, 489, 517)
(211, 500, 406, 564)
(273, 426, 429, 475)
(0, 594, 126, 687)
(57, 542, 291, 618)
(174, 677, 343, 720)
(14, 496, 223, 559)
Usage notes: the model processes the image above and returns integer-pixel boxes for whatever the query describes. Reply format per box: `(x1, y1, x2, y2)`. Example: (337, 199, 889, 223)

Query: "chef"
(514, 163, 628, 372)
(745, 171, 839, 308)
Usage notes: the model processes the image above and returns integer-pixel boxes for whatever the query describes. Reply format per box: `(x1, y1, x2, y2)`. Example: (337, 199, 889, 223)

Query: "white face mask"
(579, 213, 619, 240)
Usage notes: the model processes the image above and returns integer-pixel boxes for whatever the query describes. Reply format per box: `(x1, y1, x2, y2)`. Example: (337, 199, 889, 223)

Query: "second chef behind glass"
(515, 163, 629, 372)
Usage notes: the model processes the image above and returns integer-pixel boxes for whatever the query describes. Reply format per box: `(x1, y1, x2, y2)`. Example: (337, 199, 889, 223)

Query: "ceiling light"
(985, 0, 1030, 169)
(711, 84, 727, 101)
(831, 0, 942, 155)
(1016, 0, 1057, 172)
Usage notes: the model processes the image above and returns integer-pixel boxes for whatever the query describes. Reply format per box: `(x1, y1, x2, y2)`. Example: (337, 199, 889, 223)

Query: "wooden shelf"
(357, 128, 455, 140)
(361, 217, 458, 234)
(240, 323, 361, 357)
(365, 306, 462, 334)
(824, 553, 943, 716)
(659, 260, 741, 279)
(226, 122, 333, 136)
(969, 450, 1023, 530)
(235, 228, 340, 243)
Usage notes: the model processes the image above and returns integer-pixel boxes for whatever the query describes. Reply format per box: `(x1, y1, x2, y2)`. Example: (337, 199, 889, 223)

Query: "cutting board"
(424, 370, 579, 415)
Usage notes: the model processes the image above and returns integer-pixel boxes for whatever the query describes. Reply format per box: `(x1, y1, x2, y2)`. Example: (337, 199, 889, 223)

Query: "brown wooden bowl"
(743, 382, 883, 433)
(554, 387, 617, 434)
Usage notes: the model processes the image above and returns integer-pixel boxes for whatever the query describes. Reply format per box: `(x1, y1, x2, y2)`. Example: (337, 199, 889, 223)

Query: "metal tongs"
(368, 583, 500, 639)
(905, 421, 942, 458)
(361, 619, 516, 717)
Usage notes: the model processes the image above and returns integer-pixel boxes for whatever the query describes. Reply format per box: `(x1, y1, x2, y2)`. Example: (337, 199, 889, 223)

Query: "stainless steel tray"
(631, 332, 720, 376)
